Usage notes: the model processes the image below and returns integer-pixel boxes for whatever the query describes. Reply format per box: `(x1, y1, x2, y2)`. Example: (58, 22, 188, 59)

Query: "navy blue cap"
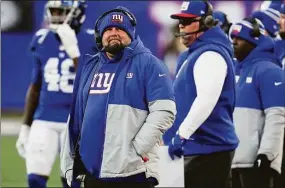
(230, 19, 266, 45)
(98, 7, 135, 40)
(251, 10, 280, 37)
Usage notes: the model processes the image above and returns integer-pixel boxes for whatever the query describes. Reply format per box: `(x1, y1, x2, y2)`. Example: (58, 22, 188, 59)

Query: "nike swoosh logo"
(159, 74, 166, 77)
(274, 82, 282, 86)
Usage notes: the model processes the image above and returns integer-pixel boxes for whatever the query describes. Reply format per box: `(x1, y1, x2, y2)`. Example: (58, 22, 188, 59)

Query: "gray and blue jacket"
(232, 36, 285, 173)
(61, 36, 176, 183)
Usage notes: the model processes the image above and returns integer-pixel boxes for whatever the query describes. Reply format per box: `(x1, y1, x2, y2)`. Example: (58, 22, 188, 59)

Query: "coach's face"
(279, 13, 285, 38)
(232, 37, 255, 62)
(102, 27, 131, 55)
(178, 17, 202, 47)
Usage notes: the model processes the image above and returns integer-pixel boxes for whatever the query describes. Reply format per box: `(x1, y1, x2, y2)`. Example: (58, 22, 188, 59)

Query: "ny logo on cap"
(231, 25, 242, 35)
(112, 14, 123, 23)
(181, 1, 190, 11)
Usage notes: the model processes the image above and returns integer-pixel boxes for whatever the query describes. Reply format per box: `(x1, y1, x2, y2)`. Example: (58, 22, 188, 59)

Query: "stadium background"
(1, 0, 266, 187)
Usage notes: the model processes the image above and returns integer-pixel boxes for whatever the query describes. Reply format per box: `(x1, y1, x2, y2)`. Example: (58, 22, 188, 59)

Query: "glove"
(56, 24, 80, 59)
(254, 154, 271, 173)
(168, 134, 186, 160)
(15, 124, 30, 158)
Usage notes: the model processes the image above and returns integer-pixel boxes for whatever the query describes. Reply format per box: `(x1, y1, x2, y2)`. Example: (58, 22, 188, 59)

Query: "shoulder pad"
(29, 28, 49, 52)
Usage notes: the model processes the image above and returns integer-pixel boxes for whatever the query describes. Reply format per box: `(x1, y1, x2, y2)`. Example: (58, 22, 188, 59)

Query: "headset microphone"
(175, 32, 190, 37)
(174, 27, 206, 37)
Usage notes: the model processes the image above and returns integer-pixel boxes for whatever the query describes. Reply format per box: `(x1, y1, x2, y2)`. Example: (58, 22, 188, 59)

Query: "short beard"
(104, 42, 125, 55)
(279, 31, 285, 40)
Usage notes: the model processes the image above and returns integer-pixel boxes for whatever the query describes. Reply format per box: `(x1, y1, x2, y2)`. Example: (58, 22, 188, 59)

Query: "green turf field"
(1, 136, 62, 187)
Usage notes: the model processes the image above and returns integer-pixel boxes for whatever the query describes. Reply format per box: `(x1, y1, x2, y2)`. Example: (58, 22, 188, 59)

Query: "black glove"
(253, 154, 271, 172)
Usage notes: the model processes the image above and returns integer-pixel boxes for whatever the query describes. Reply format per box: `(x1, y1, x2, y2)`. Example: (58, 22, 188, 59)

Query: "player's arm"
(56, 24, 80, 71)
(22, 83, 41, 126)
(16, 49, 42, 158)
(72, 57, 79, 71)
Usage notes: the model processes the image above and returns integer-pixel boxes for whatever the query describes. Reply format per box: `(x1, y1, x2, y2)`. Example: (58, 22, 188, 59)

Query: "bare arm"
(72, 57, 79, 71)
(22, 83, 41, 126)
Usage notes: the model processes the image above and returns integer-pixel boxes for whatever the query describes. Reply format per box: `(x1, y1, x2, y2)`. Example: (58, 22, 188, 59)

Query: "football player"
(15, 1, 96, 188)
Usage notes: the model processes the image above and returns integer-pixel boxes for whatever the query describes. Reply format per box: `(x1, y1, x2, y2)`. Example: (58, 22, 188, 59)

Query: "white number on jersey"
(44, 58, 75, 93)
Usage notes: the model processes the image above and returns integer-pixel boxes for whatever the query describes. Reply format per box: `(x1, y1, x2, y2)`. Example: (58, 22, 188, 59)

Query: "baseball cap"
(170, 1, 209, 19)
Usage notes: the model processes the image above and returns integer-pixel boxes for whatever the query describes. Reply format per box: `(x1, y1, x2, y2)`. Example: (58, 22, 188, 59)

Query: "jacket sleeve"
(133, 55, 176, 157)
(258, 67, 285, 162)
(60, 120, 74, 184)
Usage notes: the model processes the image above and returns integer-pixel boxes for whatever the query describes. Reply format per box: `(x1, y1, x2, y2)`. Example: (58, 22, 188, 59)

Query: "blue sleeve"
(145, 56, 175, 102)
(29, 30, 46, 85)
(259, 67, 285, 109)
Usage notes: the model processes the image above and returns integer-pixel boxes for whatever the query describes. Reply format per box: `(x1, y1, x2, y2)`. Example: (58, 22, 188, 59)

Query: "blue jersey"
(29, 28, 97, 122)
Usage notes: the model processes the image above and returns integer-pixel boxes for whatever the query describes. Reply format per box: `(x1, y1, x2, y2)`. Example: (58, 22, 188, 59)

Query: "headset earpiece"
(202, 2, 216, 29)
(94, 8, 137, 50)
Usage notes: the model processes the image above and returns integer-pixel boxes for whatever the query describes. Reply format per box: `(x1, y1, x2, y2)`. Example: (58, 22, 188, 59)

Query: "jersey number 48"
(44, 57, 75, 93)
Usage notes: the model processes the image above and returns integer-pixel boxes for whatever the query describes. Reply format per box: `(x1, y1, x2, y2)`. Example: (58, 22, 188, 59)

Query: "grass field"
(1, 136, 62, 187)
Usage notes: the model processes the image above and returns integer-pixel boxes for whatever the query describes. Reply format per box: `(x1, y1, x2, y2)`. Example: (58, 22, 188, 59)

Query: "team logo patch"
(126, 72, 133, 79)
(246, 77, 252, 83)
(231, 25, 242, 35)
(235, 76, 240, 83)
(112, 14, 123, 23)
(181, 1, 190, 11)
(89, 73, 115, 94)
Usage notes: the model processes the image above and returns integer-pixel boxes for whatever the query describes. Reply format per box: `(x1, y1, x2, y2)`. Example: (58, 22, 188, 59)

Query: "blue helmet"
(44, 0, 87, 32)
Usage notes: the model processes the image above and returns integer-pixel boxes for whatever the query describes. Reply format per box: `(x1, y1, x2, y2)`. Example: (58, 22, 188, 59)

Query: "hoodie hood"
(123, 35, 152, 57)
(188, 26, 234, 57)
(238, 36, 281, 68)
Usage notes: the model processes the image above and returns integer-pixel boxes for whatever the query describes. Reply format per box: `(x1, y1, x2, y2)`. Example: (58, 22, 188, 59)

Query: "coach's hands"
(168, 134, 186, 160)
(56, 24, 80, 59)
(16, 124, 30, 158)
(254, 154, 272, 174)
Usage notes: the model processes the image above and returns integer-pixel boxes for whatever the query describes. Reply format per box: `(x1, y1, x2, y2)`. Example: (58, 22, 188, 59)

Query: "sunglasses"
(179, 18, 200, 26)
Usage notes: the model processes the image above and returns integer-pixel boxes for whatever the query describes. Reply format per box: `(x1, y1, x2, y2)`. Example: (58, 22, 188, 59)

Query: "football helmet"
(44, 0, 87, 32)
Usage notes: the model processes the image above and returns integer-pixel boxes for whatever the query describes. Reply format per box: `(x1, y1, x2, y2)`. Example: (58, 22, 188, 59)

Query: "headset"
(200, 1, 216, 30)
(243, 17, 261, 38)
(94, 7, 137, 50)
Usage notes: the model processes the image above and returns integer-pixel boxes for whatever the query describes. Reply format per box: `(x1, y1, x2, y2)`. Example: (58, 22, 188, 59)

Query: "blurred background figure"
(14, 0, 96, 188)
(230, 17, 285, 188)
(275, 4, 285, 188)
(260, 0, 283, 12)
(256, 0, 283, 38)
(213, 11, 232, 35)
(275, 3, 285, 70)
(251, 9, 280, 38)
